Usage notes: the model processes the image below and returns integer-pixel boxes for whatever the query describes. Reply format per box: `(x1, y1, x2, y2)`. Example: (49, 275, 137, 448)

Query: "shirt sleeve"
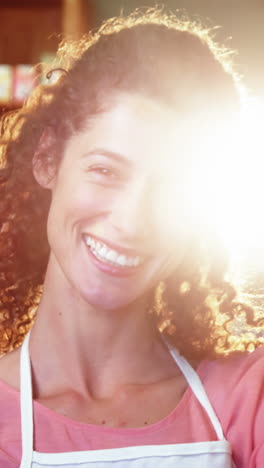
(199, 346, 264, 468)
(249, 443, 264, 468)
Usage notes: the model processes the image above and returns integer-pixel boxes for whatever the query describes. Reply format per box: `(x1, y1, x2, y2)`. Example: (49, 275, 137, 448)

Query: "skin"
(0, 93, 197, 427)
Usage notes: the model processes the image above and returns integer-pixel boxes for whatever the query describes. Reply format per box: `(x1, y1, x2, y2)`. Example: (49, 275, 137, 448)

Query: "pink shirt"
(0, 346, 264, 467)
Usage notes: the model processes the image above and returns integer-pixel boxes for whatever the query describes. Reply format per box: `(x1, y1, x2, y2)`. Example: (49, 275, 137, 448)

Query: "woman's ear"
(32, 128, 57, 189)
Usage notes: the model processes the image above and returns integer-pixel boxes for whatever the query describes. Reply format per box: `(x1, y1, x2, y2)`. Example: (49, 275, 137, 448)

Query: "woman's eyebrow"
(83, 148, 133, 168)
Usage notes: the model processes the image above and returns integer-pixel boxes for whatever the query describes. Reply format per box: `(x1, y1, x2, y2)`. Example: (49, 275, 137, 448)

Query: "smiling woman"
(0, 7, 263, 468)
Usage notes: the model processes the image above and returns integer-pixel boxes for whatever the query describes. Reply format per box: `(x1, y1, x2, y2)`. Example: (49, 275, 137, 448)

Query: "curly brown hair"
(0, 8, 263, 358)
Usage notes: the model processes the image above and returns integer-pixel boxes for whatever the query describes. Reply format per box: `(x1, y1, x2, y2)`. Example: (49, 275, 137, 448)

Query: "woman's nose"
(108, 181, 154, 243)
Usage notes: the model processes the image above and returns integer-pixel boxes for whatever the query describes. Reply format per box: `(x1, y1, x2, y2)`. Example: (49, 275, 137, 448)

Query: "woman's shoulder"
(0, 347, 20, 392)
(200, 345, 264, 389)
(198, 346, 264, 466)
(0, 350, 22, 467)
(198, 345, 264, 407)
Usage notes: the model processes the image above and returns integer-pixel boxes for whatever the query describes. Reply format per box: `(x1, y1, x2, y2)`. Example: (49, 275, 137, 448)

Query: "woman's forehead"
(76, 93, 191, 164)
(64, 91, 224, 185)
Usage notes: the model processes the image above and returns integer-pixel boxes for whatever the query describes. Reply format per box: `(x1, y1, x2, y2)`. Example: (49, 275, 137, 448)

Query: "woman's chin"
(79, 286, 147, 314)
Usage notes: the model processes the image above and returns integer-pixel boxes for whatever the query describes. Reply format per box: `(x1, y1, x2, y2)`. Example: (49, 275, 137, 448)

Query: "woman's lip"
(84, 241, 145, 277)
(82, 233, 146, 258)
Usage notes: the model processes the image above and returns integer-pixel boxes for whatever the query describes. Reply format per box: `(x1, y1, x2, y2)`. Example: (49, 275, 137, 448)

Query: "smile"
(84, 235, 144, 268)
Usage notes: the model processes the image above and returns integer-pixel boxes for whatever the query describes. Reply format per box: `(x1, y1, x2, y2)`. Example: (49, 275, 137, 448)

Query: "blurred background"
(1, 0, 264, 107)
(1, 0, 264, 311)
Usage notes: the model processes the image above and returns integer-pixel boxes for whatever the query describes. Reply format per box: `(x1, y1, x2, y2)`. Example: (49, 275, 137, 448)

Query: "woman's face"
(45, 93, 194, 310)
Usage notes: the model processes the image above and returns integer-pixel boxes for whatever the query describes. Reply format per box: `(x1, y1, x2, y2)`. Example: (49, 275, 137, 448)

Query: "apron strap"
(164, 338, 225, 441)
(20, 329, 34, 468)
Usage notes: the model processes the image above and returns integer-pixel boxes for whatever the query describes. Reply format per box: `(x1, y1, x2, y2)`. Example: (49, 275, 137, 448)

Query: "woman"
(0, 8, 263, 468)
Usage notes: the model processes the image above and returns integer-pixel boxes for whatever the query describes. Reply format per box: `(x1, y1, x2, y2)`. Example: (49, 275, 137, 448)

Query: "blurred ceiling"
(0, 0, 62, 6)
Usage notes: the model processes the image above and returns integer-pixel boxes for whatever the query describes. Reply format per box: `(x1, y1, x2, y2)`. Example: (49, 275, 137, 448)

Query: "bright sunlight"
(191, 97, 264, 308)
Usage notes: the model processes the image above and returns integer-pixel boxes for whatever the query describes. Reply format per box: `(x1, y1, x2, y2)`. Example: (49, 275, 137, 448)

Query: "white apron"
(19, 331, 236, 468)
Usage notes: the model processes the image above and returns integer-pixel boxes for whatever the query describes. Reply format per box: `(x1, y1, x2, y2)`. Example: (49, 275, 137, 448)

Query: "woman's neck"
(29, 262, 171, 400)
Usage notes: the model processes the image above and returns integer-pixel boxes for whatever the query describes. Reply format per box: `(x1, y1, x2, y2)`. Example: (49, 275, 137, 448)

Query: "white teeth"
(106, 249, 118, 263)
(99, 245, 107, 257)
(84, 235, 143, 268)
(116, 254, 126, 266)
(86, 236, 94, 248)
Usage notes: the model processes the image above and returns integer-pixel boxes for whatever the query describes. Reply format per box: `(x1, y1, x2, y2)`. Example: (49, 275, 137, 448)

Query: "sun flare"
(210, 98, 264, 257)
(189, 96, 264, 304)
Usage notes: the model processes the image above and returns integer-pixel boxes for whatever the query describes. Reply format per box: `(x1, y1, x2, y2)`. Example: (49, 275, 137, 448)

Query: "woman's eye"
(93, 167, 112, 175)
(87, 165, 120, 182)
